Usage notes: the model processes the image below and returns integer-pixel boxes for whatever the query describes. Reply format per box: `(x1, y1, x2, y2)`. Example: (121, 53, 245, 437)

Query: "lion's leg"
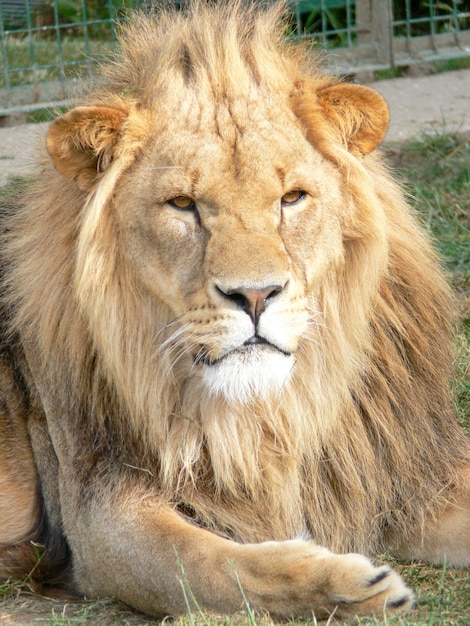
(0, 357, 38, 547)
(0, 356, 42, 582)
(65, 494, 413, 620)
(0, 433, 37, 546)
(392, 465, 470, 567)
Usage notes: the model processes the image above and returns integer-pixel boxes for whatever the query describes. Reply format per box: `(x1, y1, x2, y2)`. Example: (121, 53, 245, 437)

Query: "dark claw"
(368, 567, 390, 586)
(387, 594, 412, 609)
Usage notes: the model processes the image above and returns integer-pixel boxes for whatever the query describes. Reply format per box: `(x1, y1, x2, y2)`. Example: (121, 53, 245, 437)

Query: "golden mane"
(3, 0, 469, 562)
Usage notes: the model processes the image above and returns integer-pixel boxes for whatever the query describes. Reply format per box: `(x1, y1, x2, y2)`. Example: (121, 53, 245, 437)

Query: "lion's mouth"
(199, 340, 295, 402)
(194, 337, 291, 367)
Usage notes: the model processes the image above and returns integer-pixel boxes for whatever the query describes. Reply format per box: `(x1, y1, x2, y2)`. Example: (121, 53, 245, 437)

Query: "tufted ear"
(46, 106, 129, 191)
(316, 83, 389, 155)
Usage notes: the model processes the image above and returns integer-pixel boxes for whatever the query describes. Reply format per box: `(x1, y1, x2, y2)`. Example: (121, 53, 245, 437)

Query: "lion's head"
(7, 1, 463, 550)
(45, 4, 389, 406)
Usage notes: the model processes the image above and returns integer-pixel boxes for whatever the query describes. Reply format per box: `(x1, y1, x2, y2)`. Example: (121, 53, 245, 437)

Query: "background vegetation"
(2, 0, 470, 98)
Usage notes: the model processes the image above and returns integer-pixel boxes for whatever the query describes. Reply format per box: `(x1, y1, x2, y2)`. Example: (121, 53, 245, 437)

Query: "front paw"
(325, 553, 414, 617)
(236, 540, 414, 620)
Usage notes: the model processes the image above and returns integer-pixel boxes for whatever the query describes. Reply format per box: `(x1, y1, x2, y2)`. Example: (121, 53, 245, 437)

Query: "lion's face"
(108, 93, 346, 402)
(46, 70, 388, 405)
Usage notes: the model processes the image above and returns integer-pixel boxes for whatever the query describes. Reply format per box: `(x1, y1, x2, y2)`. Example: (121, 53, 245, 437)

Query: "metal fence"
(1, 0, 470, 116)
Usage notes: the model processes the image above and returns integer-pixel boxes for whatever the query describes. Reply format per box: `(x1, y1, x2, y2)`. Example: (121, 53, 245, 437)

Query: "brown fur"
(0, 355, 38, 545)
(0, 1, 469, 620)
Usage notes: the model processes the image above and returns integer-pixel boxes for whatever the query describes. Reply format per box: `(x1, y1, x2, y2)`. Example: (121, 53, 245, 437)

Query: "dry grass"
(1, 560, 469, 625)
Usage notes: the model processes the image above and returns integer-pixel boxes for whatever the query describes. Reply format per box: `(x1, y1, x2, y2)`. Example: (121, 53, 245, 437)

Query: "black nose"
(216, 284, 285, 326)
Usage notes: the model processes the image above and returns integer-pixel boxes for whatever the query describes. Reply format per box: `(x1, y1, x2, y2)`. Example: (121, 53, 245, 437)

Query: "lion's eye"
(281, 190, 305, 206)
(168, 196, 196, 211)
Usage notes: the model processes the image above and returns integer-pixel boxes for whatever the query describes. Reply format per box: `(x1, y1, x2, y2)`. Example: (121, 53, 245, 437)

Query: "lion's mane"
(2, 1, 469, 559)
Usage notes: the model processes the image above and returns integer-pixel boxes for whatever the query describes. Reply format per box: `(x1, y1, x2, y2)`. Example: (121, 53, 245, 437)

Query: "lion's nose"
(216, 284, 285, 326)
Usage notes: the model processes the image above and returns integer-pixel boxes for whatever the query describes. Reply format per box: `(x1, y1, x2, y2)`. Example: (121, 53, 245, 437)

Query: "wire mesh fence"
(1, 0, 470, 116)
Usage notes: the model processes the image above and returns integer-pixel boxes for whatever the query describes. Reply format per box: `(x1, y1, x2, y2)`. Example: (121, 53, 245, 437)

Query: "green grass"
(26, 107, 68, 123)
(0, 560, 469, 625)
(0, 37, 114, 88)
(374, 56, 470, 80)
(385, 133, 470, 431)
(3, 34, 470, 91)
(0, 133, 469, 624)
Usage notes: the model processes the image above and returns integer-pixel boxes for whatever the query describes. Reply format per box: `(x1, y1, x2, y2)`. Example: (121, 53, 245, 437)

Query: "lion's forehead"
(164, 80, 295, 132)
(145, 94, 318, 201)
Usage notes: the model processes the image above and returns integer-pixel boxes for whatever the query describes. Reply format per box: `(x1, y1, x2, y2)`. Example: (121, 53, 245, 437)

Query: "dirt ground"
(1, 68, 470, 185)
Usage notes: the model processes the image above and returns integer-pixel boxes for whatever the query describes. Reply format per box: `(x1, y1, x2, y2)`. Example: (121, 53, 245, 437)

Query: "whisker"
(156, 324, 190, 354)
(306, 309, 329, 331)
(155, 315, 186, 342)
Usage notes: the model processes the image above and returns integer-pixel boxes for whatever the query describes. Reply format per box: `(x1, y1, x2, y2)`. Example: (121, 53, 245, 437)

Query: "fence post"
(356, 0, 394, 68)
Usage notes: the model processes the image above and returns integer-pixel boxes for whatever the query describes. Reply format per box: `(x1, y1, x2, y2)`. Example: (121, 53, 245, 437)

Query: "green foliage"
(294, 0, 470, 42)
(393, 0, 470, 36)
(293, 0, 355, 46)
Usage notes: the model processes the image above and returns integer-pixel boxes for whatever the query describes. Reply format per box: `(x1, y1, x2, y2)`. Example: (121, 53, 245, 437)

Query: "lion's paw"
(326, 553, 414, 615)
(239, 540, 414, 619)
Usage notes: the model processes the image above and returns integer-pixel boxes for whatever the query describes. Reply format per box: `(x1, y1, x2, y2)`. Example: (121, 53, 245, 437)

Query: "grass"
(26, 107, 68, 123)
(0, 560, 469, 625)
(374, 56, 470, 80)
(0, 132, 469, 624)
(384, 133, 470, 431)
(2, 33, 470, 91)
(0, 37, 114, 88)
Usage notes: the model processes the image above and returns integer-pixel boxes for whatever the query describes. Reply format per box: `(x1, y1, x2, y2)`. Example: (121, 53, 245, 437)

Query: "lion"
(0, 1, 469, 621)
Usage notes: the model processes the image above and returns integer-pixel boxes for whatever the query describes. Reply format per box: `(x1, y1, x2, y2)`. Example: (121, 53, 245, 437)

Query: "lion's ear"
(46, 106, 128, 190)
(317, 83, 389, 155)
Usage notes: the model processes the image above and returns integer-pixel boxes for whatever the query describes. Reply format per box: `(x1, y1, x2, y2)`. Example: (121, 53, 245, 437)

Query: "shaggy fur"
(0, 1, 469, 620)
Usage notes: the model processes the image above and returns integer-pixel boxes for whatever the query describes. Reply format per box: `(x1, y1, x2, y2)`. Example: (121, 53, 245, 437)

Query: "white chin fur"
(202, 347, 294, 404)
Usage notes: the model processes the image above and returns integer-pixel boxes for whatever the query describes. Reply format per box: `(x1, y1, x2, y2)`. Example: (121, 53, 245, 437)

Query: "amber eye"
(281, 190, 305, 206)
(168, 196, 196, 211)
